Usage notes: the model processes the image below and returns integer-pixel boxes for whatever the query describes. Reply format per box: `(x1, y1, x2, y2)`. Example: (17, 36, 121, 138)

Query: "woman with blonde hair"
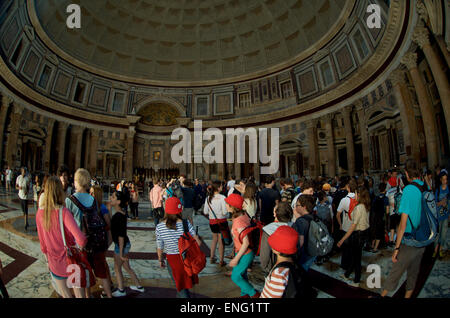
(36, 176, 87, 298)
(337, 186, 370, 287)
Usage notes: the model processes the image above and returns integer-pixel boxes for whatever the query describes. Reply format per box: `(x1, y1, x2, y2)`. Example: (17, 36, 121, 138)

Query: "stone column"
(342, 106, 355, 176)
(102, 152, 107, 177)
(355, 101, 370, 173)
(306, 119, 319, 178)
(401, 52, 439, 168)
(119, 154, 123, 179)
(57, 122, 69, 168)
(89, 129, 99, 176)
(389, 69, 421, 163)
(43, 118, 55, 173)
(0, 96, 12, 165)
(6, 103, 24, 167)
(125, 127, 135, 180)
(413, 24, 450, 145)
(72, 126, 84, 170)
(253, 160, 260, 184)
(323, 113, 336, 178)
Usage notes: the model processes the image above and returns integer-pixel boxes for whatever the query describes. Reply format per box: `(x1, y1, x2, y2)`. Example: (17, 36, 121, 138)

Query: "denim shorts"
(114, 242, 131, 255)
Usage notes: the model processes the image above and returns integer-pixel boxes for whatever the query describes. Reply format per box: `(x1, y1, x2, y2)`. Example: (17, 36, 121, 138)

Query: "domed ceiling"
(33, 0, 353, 85)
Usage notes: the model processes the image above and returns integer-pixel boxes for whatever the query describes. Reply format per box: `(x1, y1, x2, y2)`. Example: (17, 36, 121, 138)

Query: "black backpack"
(273, 261, 315, 298)
(69, 195, 108, 254)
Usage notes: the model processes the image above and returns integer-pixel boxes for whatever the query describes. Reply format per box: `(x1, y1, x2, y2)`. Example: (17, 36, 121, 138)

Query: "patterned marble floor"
(0, 187, 448, 298)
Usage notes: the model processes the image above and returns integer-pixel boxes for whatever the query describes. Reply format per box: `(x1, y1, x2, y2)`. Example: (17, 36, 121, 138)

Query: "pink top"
(232, 214, 251, 256)
(150, 185, 163, 208)
(36, 207, 87, 277)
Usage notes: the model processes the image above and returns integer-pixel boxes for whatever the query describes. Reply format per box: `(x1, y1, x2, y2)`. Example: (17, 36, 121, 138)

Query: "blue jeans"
(302, 256, 317, 272)
(231, 251, 256, 297)
(167, 263, 191, 298)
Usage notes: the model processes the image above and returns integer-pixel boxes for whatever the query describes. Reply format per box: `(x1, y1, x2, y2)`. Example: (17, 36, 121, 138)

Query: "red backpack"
(238, 214, 264, 256)
(347, 197, 358, 221)
(178, 220, 206, 277)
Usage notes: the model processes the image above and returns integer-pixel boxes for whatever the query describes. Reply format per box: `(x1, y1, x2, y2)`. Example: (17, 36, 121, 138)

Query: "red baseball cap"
(165, 197, 183, 215)
(224, 193, 244, 210)
(268, 226, 299, 255)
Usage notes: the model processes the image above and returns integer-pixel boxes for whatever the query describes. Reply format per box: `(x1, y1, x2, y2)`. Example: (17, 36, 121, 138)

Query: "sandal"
(219, 261, 227, 267)
(210, 257, 217, 264)
(224, 271, 232, 277)
(225, 255, 234, 259)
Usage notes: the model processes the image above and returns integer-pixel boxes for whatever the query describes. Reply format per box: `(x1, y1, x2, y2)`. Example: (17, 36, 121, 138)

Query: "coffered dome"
(33, 0, 352, 85)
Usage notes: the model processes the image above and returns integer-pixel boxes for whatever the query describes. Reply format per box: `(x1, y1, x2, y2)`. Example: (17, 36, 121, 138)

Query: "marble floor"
(0, 188, 448, 298)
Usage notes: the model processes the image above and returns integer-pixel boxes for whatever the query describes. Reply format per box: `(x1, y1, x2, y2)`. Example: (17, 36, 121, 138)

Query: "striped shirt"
(156, 221, 196, 255)
(260, 267, 290, 298)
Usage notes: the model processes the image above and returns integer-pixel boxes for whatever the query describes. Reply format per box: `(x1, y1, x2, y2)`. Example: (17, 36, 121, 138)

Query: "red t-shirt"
(232, 214, 251, 255)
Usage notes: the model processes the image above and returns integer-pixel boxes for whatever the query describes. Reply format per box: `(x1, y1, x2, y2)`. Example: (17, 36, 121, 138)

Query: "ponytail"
(208, 180, 221, 204)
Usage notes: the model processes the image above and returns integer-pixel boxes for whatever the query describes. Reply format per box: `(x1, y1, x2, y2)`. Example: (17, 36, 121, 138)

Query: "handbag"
(59, 208, 95, 289)
(207, 200, 232, 246)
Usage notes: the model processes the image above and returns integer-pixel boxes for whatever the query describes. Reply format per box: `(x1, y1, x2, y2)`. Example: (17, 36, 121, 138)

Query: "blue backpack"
(403, 182, 438, 248)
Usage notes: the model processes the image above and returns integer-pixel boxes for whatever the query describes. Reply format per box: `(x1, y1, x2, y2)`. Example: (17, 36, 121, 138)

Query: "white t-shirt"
(203, 193, 228, 220)
(227, 180, 235, 190)
(6, 169, 12, 181)
(337, 193, 356, 232)
(16, 175, 29, 200)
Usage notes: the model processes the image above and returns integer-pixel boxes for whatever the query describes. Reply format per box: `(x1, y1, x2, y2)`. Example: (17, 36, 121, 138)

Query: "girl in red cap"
(156, 197, 202, 298)
(225, 193, 260, 298)
(261, 225, 299, 298)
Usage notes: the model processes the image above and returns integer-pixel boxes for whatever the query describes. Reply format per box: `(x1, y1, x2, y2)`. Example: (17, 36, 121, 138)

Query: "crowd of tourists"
(0, 160, 448, 299)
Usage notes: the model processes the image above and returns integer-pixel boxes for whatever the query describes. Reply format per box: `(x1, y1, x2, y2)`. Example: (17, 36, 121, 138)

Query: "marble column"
(306, 119, 319, 178)
(323, 113, 336, 178)
(401, 52, 439, 168)
(57, 122, 69, 168)
(89, 129, 99, 176)
(342, 106, 355, 176)
(6, 103, 24, 167)
(72, 126, 84, 170)
(0, 96, 12, 166)
(413, 24, 450, 145)
(102, 152, 107, 177)
(43, 118, 55, 173)
(389, 69, 421, 163)
(355, 101, 370, 173)
(119, 154, 123, 179)
(125, 127, 135, 180)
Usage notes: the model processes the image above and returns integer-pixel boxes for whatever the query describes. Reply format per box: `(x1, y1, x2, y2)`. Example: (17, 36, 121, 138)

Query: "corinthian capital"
(416, 1, 429, 23)
(389, 69, 405, 86)
(401, 52, 418, 70)
(412, 23, 430, 49)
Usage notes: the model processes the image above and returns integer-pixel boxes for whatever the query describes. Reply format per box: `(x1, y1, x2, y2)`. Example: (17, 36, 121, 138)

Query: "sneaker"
(371, 249, 379, 253)
(439, 250, 445, 258)
(348, 282, 360, 288)
(432, 250, 438, 258)
(130, 286, 144, 293)
(340, 274, 351, 282)
(112, 289, 126, 297)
